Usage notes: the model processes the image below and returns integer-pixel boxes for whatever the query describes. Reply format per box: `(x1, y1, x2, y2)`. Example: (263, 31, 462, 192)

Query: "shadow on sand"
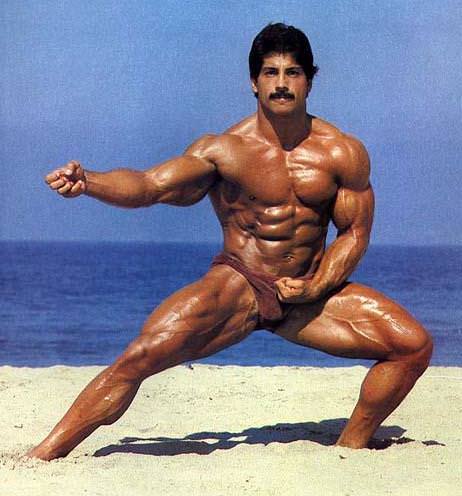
(93, 418, 445, 457)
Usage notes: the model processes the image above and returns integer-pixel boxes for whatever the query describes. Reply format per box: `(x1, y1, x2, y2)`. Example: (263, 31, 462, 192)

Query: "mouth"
(270, 94, 295, 102)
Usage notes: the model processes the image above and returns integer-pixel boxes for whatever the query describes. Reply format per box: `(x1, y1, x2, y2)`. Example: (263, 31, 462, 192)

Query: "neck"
(256, 104, 311, 151)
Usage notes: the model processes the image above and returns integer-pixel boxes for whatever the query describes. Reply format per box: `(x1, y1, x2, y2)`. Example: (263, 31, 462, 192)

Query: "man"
(29, 23, 432, 460)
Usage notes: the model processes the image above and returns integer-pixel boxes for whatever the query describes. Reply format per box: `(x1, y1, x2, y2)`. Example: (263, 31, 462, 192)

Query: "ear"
(251, 78, 258, 95)
(305, 79, 312, 97)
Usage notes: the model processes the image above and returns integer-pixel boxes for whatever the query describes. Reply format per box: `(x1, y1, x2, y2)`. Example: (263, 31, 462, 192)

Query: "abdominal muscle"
(221, 206, 328, 278)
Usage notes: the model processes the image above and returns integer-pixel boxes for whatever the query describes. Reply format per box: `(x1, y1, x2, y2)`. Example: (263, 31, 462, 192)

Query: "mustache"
(270, 90, 295, 100)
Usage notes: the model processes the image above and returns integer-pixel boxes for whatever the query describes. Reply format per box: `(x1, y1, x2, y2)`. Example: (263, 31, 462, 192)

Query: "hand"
(275, 277, 321, 304)
(45, 160, 87, 198)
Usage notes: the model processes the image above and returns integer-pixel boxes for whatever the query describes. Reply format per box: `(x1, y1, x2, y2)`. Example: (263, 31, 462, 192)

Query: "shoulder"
(311, 117, 370, 190)
(184, 134, 221, 158)
(182, 134, 226, 167)
(184, 115, 257, 163)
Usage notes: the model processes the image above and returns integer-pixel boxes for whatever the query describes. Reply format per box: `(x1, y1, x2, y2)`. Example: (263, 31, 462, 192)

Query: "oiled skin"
(28, 53, 432, 460)
(207, 116, 370, 284)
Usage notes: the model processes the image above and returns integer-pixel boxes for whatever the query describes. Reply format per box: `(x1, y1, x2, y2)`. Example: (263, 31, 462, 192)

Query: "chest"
(218, 146, 338, 206)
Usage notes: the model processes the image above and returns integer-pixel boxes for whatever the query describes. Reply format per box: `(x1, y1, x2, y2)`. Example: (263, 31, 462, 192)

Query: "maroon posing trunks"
(211, 252, 313, 330)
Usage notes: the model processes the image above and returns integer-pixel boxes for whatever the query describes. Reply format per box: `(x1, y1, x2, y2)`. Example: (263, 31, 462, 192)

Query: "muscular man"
(28, 23, 432, 460)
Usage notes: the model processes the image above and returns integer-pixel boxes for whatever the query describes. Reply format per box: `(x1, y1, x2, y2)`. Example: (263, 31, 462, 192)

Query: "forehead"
(261, 52, 300, 67)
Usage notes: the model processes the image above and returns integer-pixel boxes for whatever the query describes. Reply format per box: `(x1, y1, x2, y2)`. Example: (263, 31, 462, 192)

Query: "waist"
(221, 235, 323, 278)
(212, 251, 315, 281)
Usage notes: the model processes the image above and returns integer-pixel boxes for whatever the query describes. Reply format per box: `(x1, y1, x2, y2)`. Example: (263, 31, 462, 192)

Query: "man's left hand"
(275, 277, 321, 304)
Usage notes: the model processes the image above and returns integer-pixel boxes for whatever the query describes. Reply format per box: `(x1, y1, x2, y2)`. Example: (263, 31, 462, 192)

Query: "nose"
(276, 72, 288, 89)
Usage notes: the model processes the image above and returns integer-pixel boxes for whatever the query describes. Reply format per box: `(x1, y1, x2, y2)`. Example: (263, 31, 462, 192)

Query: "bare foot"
(25, 445, 63, 461)
(335, 437, 368, 449)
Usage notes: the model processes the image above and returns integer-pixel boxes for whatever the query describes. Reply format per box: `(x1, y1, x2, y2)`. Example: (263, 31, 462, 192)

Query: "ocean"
(1, 241, 461, 367)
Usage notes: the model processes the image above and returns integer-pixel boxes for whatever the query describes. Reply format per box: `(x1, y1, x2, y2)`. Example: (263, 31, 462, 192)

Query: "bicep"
(332, 184, 374, 237)
(143, 137, 218, 206)
(331, 136, 374, 237)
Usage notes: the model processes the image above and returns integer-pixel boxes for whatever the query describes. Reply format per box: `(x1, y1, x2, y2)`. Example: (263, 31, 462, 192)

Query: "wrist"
(82, 169, 93, 195)
(303, 281, 324, 303)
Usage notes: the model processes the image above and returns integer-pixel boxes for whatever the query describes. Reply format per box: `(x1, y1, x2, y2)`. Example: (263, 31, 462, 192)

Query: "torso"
(206, 114, 355, 277)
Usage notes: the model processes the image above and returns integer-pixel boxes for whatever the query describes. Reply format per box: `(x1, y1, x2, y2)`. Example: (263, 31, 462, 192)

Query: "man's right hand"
(45, 160, 87, 198)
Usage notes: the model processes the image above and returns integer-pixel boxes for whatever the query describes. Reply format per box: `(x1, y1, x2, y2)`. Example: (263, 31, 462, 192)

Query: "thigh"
(138, 264, 259, 358)
(274, 282, 430, 360)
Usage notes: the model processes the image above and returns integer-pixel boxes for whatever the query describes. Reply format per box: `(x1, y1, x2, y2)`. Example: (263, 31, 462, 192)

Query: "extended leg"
(27, 266, 257, 460)
(275, 282, 433, 448)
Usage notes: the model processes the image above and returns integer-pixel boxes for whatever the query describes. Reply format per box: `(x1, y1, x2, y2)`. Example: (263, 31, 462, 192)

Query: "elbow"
(124, 173, 164, 207)
(117, 190, 156, 209)
(352, 229, 370, 257)
(337, 227, 370, 256)
(146, 172, 174, 206)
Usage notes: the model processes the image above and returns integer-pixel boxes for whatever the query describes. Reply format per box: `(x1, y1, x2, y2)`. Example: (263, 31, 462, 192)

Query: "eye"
(287, 69, 302, 77)
(263, 68, 277, 76)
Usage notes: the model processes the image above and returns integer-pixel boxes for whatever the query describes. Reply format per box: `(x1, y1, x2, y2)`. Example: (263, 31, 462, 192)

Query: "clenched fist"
(275, 277, 320, 304)
(45, 160, 87, 198)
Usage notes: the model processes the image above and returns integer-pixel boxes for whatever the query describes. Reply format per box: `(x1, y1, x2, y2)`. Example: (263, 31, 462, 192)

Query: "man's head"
(249, 23, 318, 85)
(249, 23, 318, 115)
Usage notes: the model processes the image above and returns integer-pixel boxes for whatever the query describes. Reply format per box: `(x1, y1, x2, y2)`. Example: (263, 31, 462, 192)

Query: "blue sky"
(1, 0, 461, 244)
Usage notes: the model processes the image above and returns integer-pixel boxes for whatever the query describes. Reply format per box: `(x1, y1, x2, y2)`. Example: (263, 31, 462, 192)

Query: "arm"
(309, 182, 374, 299)
(44, 135, 218, 208)
(276, 138, 374, 303)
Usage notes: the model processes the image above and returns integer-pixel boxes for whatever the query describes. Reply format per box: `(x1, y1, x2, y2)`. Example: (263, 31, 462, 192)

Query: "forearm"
(275, 231, 369, 305)
(309, 230, 369, 299)
(84, 169, 154, 208)
(308, 181, 374, 300)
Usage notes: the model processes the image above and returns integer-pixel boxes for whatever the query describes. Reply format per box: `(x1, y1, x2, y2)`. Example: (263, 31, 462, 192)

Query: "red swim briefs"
(211, 252, 312, 330)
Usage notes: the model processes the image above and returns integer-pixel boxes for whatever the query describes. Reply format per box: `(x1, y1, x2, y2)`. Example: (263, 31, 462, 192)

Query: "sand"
(0, 364, 461, 495)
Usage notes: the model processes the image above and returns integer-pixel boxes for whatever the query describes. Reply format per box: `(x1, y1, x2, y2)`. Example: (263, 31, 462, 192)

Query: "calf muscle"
(275, 282, 432, 448)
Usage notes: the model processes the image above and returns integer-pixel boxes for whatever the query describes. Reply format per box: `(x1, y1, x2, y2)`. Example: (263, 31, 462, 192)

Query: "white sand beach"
(0, 364, 460, 496)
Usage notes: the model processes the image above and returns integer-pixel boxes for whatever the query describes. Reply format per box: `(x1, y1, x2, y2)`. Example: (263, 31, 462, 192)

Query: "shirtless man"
(29, 23, 432, 460)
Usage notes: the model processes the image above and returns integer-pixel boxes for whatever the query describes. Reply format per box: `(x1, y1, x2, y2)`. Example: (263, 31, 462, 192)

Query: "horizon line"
(1, 239, 461, 248)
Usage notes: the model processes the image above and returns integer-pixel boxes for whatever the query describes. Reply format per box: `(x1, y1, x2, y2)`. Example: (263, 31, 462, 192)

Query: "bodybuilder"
(28, 23, 432, 460)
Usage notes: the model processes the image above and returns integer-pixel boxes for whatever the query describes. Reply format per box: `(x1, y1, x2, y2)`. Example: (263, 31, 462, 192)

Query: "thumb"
(285, 278, 304, 289)
(275, 277, 290, 288)
(65, 161, 80, 176)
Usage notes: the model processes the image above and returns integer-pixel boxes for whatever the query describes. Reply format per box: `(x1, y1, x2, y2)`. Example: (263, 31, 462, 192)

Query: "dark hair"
(249, 23, 318, 81)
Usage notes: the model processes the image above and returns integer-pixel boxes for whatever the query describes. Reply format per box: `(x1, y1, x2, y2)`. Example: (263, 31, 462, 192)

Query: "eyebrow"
(261, 65, 303, 70)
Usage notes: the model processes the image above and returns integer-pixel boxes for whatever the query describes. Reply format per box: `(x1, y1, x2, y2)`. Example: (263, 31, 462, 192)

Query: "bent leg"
(27, 265, 257, 460)
(274, 282, 433, 448)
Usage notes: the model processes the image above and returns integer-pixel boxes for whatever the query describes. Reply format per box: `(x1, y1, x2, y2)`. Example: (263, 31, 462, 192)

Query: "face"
(251, 52, 311, 116)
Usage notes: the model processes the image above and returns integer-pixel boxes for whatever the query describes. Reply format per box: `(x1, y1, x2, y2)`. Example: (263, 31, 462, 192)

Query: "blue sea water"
(1, 241, 461, 367)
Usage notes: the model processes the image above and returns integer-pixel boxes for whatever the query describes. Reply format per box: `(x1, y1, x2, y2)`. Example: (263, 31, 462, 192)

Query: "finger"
(287, 280, 305, 289)
(279, 277, 302, 289)
(58, 182, 74, 194)
(275, 283, 289, 296)
(275, 281, 285, 293)
(67, 160, 82, 174)
(49, 178, 66, 189)
(285, 289, 304, 298)
(69, 181, 83, 194)
(45, 171, 61, 183)
(275, 277, 289, 289)
(61, 167, 74, 177)
(56, 163, 76, 178)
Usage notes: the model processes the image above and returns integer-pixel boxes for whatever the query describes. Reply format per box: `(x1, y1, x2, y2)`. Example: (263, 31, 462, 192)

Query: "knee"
(114, 329, 196, 380)
(414, 328, 433, 369)
(392, 321, 433, 372)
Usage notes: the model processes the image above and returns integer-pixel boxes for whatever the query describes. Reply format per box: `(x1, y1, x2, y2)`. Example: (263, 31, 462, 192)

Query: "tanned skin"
(28, 52, 432, 460)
